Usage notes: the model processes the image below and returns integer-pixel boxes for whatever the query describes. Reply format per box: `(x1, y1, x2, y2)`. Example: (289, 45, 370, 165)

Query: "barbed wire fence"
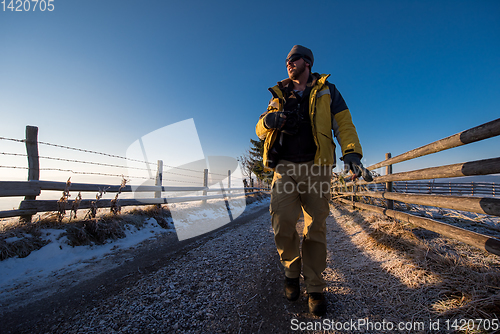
(0, 126, 254, 221)
(0, 135, 245, 184)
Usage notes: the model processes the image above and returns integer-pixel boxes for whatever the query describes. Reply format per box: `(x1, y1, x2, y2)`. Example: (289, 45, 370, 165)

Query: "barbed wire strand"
(0, 136, 156, 165)
(0, 137, 210, 175)
(1, 165, 254, 189)
(0, 137, 24, 144)
(1, 152, 212, 181)
(0, 137, 245, 180)
(0, 165, 204, 185)
(0, 165, 153, 180)
(2, 153, 243, 181)
(36, 140, 208, 175)
(0, 152, 152, 172)
(0, 167, 243, 188)
(0, 162, 240, 185)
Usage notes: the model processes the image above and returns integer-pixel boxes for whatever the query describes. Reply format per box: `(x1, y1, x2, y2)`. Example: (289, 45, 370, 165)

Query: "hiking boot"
(284, 276, 300, 301)
(308, 292, 327, 316)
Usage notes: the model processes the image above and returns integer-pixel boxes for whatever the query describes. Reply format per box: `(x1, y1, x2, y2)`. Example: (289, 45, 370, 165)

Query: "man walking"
(255, 45, 368, 316)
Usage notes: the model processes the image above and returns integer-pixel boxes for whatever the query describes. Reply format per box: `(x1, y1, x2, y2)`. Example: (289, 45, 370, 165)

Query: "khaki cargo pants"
(270, 160, 332, 293)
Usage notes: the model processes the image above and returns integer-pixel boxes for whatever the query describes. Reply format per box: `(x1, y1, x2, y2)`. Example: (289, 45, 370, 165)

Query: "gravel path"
(2, 199, 497, 333)
(50, 204, 287, 334)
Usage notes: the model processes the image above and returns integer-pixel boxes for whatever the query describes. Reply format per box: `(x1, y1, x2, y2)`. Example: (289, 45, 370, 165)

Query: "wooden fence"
(332, 118, 500, 256)
(0, 126, 266, 221)
(368, 181, 499, 197)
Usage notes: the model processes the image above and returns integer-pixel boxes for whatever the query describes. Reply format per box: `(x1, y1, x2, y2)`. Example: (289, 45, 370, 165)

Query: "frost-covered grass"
(331, 201, 500, 323)
(0, 193, 270, 295)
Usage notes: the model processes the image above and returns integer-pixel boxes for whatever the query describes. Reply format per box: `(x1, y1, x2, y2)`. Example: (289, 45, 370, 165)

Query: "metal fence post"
(385, 153, 394, 210)
(20, 125, 40, 222)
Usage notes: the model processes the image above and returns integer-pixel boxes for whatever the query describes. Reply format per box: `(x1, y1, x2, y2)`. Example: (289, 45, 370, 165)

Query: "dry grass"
(0, 228, 49, 261)
(332, 201, 500, 322)
(0, 204, 173, 260)
(0, 193, 268, 261)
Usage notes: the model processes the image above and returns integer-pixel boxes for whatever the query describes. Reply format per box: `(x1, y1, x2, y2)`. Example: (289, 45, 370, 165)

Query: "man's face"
(287, 57, 307, 80)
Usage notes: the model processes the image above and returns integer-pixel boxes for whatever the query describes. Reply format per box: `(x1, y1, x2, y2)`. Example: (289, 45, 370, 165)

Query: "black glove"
(263, 112, 287, 130)
(263, 112, 299, 135)
(343, 153, 373, 182)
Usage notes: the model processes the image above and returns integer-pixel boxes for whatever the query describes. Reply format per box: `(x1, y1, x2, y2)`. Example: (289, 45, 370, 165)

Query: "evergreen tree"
(238, 138, 273, 186)
(249, 138, 264, 178)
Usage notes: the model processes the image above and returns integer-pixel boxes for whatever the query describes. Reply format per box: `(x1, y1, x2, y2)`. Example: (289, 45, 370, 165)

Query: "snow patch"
(0, 196, 270, 297)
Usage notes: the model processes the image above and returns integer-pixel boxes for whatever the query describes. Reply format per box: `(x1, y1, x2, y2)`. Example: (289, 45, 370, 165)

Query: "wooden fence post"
(386, 152, 394, 210)
(26, 126, 40, 182)
(20, 125, 40, 222)
(155, 160, 163, 207)
(202, 168, 208, 204)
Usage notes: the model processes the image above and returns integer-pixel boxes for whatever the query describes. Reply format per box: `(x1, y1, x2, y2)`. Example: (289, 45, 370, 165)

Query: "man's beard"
(289, 62, 306, 80)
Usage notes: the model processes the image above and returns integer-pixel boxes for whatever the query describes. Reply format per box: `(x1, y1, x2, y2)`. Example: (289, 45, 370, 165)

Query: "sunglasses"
(286, 54, 303, 65)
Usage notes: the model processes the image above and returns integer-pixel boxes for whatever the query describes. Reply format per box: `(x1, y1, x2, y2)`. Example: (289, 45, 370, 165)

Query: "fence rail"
(333, 117, 500, 256)
(0, 126, 267, 220)
(337, 191, 500, 217)
(368, 181, 499, 197)
(336, 198, 500, 256)
(344, 157, 500, 186)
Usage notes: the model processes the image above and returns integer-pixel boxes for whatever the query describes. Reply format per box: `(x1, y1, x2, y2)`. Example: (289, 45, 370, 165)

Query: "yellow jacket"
(256, 73, 362, 169)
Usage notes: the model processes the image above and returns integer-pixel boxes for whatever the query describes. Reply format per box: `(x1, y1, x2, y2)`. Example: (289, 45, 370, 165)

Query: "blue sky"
(1, 0, 499, 188)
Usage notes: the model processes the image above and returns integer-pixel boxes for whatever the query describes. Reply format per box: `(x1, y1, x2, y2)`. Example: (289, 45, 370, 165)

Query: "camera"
(281, 111, 299, 135)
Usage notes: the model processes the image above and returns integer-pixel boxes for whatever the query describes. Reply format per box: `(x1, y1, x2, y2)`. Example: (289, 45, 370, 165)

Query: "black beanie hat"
(287, 45, 314, 67)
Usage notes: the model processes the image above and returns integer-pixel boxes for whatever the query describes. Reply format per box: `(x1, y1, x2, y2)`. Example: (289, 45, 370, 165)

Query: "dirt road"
(1, 201, 499, 333)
